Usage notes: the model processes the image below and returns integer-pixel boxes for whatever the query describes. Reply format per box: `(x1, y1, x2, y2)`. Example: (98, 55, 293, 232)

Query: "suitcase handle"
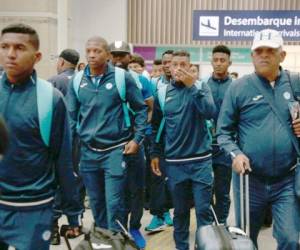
(210, 205, 220, 226)
(211, 172, 250, 236)
(240, 172, 250, 236)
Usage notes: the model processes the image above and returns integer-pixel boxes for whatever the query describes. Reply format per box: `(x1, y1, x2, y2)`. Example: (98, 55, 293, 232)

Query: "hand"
(123, 140, 139, 155)
(175, 68, 195, 88)
(151, 157, 162, 176)
(65, 226, 82, 238)
(60, 225, 83, 239)
(232, 154, 252, 174)
(292, 118, 300, 137)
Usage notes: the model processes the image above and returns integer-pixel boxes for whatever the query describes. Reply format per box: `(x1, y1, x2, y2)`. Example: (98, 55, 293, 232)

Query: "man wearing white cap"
(217, 29, 300, 249)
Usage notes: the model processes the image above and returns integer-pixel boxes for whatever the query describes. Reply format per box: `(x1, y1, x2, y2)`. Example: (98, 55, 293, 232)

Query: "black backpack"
(61, 224, 139, 250)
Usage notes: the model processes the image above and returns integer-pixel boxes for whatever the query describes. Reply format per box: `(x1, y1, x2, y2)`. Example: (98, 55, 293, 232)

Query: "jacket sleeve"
(188, 82, 216, 119)
(216, 83, 243, 158)
(50, 92, 83, 225)
(66, 77, 80, 140)
(125, 73, 147, 144)
(150, 95, 164, 159)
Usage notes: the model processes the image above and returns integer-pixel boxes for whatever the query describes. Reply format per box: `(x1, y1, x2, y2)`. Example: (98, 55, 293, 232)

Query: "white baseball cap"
(251, 29, 283, 51)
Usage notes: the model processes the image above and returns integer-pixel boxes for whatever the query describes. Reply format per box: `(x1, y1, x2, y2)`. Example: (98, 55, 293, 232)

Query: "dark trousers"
(233, 172, 300, 249)
(143, 135, 152, 207)
(123, 145, 146, 229)
(249, 173, 300, 249)
(80, 146, 127, 231)
(212, 163, 232, 224)
(166, 159, 213, 250)
(52, 134, 85, 226)
(149, 158, 172, 218)
(52, 185, 84, 226)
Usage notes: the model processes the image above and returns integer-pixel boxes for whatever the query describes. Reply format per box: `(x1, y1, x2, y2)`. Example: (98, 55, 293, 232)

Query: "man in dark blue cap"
(48, 48, 80, 96)
(48, 48, 84, 245)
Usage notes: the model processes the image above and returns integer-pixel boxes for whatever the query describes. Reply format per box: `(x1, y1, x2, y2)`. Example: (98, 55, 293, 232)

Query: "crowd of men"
(0, 23, 299, 250)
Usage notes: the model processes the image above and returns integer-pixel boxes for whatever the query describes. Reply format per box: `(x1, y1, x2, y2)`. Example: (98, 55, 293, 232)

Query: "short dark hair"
(129, 53, 145, 67)
(173, 50, 190, 58)
(153, 59, 162, 65)
(1, 23, 39, 50)
(162, 50, 174, 57)
(87, 36, 109, 52)
(212, 45, 231, 57)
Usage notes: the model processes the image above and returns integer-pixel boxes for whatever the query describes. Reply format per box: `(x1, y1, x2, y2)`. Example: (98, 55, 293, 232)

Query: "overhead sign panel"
(193, 11, 300, 41)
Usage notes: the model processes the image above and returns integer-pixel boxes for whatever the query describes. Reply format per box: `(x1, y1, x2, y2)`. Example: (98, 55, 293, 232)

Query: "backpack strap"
(250, 73, 300, 155)
(157, 84, 168, 111)
(73, 70, 84, 98)
(36, 78, 53, 147)
(195, 79, 204, 90)
(129, 70, 142, 89)
(286, 70, 300, 102)
(150, 77, 159, 93)
(156, 76, 167, 91)
(71, 71, 84, 131)
(155, 84, 168, 143)
(205, 120, 213, 142)
(115, 67, 131, 128)
(128, 70, 146, 117)
(200, 75, 210, 85)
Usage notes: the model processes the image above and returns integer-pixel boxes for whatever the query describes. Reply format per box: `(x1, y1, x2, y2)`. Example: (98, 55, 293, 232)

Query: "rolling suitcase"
(194, 173, 256, 250)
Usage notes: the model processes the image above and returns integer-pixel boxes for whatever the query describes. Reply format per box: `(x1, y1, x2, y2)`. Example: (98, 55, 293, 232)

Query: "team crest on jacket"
(106, 83, 113, 90)
(252, 95, 263, 101)
(42, 230, 51, 241)
(80, 82, 88, 88)
(283, 91, 291, 100)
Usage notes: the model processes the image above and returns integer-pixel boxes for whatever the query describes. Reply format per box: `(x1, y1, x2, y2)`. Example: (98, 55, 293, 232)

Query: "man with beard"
(217, 29, 300, 249)
(145, 50, 174, 233)
(109, 41, 152, 249)
(48, 48, 84, 245)
(151, 50, 216, 250)
(48, 49, 80, 96)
